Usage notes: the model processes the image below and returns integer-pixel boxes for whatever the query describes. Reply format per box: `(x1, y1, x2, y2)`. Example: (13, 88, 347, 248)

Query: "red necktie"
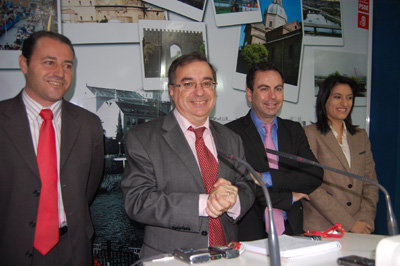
(33, 109, 59, 255)
(262, 123, 285, 235)
(189, 126, 226, 246)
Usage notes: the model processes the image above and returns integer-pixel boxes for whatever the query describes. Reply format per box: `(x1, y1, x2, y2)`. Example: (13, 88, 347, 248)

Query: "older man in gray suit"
(121, 52, 254, 258)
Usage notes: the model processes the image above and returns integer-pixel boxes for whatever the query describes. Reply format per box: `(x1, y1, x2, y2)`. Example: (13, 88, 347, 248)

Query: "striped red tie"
(189, 126, 226, 246)
(33, 109, 59, 255)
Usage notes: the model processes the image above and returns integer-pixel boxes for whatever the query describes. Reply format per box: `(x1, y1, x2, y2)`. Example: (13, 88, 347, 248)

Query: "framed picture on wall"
(139, 20, 208, 91)
(314, 49, 367, 106)
(232, 0, 303, 103)
(142, 0, 207, 22)
(0, 0, 61, 69)
(211, 0, 262, 27)
(62, 1, 167, 44)
(302, 0, 344, 46)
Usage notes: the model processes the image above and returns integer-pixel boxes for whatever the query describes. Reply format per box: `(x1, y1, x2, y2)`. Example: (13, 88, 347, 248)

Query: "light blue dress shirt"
(250, 110, 289, 220)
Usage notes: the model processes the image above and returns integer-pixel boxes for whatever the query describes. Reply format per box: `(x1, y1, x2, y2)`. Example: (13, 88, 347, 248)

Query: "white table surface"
(142, 233, 387, 265)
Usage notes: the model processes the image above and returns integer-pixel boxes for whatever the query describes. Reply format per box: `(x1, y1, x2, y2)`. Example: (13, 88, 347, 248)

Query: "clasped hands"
(206, 178, 238, 218)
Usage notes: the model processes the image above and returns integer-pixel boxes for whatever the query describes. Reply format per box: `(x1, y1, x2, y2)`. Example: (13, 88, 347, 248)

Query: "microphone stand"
(266, 148, 398, 235)
(219, 153, 281, 266)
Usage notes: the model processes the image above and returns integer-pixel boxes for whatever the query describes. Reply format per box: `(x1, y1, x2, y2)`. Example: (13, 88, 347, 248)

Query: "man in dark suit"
(226, 62, 323, 240)
(0, 31, 104, 265)
(121, 52, 254, 258)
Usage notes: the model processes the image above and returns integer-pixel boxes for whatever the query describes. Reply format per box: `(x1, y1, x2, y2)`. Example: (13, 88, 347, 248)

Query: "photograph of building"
(236, 0, 303, 86)
(61, 0, 166, 23)
(142, 27, 206, 78)
(85, 85, 171, 265)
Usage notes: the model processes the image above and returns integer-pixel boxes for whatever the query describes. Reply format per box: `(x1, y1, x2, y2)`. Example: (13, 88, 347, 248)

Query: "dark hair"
(246, 61, 284, 91)
(22, 31, 75, 65)
(316, 74, 359, 135)
(168, 52, 216, 85)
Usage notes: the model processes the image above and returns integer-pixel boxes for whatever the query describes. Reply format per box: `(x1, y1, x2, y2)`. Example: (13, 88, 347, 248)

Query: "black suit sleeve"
(255, 186, 293, 211)
(269, 121, 323, 194)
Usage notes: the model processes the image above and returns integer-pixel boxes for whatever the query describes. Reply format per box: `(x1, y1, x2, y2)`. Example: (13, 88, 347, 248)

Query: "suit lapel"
(210, 121, 230, 178)
(1, 93, 39, 178)
(277, 118, 290, 153)
(242, 113, 266, 161)
(161, 112, 204, 190)
(60, 100, 81, 171)
(321, 130, 350, 171)
(347, 131, 359, 173)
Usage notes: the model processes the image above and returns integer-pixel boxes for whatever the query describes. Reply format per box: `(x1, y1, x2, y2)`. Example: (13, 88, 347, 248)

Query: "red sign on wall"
(358, 0, 369, 13)
(358, 0, 369, 30)
(358, 13, 369, 30)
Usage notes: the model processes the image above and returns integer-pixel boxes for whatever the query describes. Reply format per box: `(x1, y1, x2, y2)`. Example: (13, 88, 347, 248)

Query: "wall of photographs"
(0, 0, 372, 263)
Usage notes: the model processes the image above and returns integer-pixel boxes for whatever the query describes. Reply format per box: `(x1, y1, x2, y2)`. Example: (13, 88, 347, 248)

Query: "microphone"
(266, 148, 399, 235)
(218, 152, 281, 266)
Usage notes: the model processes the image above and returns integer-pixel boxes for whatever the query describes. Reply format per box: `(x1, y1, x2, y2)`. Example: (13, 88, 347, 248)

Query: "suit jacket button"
(201, 231, 208, 236)
(29, 221, 36, 227)
(346, 202, 352, 206)
(348, 184, 353, 189)
(33, 190, 40, 197)
(25, 251, 33, 258)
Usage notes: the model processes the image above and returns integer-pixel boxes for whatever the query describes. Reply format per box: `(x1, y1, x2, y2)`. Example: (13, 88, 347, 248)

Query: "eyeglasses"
(172, 80, 217, 90)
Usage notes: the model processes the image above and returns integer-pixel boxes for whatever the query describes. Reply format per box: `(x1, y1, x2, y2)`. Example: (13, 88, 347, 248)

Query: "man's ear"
(246, 87, 252, 103)
(18, 55, 28, 75)
(169, 84, 174, 98)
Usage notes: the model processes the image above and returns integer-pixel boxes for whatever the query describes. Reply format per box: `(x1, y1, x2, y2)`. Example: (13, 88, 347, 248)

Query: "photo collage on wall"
(0, 1, 371, 265)
(232, 0, 304, 103)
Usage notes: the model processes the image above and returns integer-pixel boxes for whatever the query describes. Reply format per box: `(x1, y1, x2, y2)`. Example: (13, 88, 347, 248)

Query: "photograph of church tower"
(236, 0, 302, 86)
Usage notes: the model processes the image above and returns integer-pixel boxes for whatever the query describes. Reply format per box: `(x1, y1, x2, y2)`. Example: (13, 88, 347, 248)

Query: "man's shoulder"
(277, 117, 303, 130)
(303, 123, 318, 135)
(211, 120, 242, 139)
(225, 114, 249, 131)
(212, 119, 233, 131)
(0, 94, 19, 108)
(63, 100, 101, 123)
(126, 114, 167, 136)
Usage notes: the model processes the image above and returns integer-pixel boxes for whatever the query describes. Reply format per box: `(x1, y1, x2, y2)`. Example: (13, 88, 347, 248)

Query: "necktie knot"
(263, 123, 274, 133)
(188, 126, 206, 140)
(40, 109, 54, 121)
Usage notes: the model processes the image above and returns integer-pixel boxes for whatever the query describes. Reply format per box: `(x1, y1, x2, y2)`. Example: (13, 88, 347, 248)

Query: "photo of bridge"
(302, 0, 342, 38)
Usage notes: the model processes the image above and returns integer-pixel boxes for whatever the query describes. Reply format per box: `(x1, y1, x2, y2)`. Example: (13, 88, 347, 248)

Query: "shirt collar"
(173, 108, 210, 132)
(330, 121, 348, 139)
(22, 89, 62, 121)
(250, 109, 278, 130)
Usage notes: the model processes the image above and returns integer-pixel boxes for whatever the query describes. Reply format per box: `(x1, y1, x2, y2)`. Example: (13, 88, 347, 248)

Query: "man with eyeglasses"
(121, 52, 254, 258)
